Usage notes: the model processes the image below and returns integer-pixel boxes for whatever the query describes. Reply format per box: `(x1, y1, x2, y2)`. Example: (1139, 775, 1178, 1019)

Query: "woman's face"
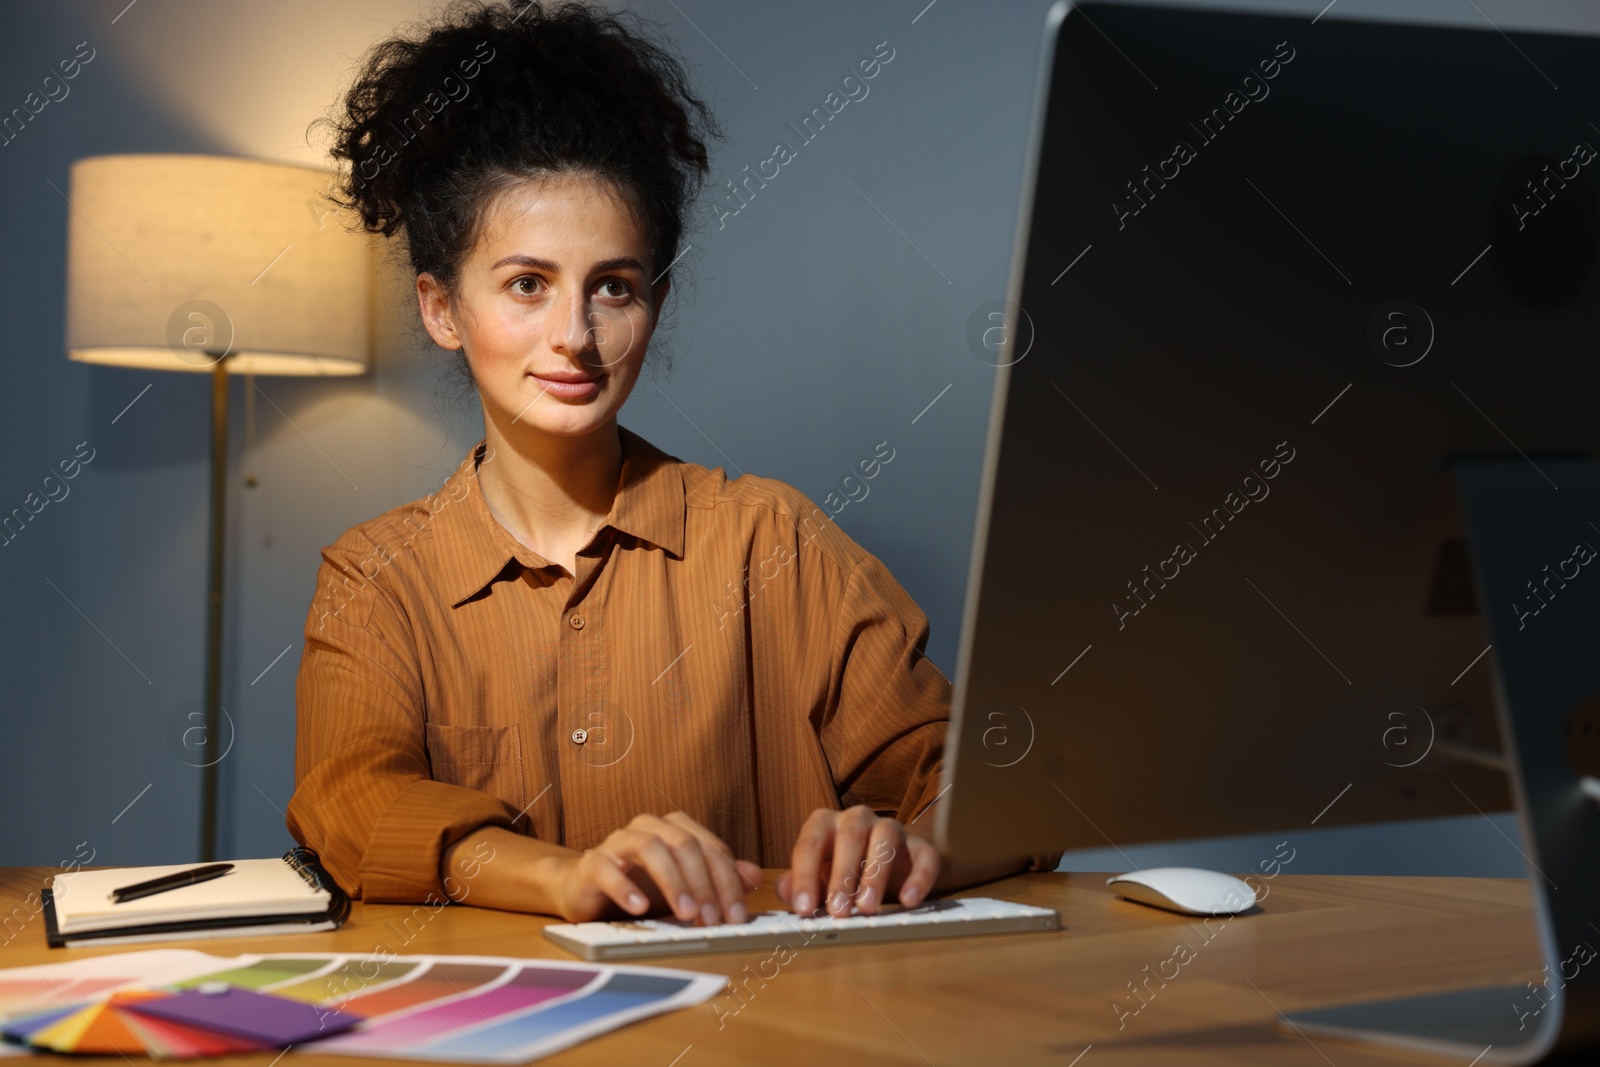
(418, 172, 666, 443)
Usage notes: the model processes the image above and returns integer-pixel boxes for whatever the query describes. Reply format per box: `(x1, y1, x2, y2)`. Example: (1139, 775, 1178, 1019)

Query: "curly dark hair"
(313, 0, 721, 370)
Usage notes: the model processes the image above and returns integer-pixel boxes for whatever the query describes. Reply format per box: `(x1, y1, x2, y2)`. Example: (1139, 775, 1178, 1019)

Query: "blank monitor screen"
(938, 1, 1598, 862)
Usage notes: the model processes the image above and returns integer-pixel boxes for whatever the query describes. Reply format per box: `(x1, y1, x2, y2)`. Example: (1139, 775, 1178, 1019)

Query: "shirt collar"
(438, 425, 686, 608)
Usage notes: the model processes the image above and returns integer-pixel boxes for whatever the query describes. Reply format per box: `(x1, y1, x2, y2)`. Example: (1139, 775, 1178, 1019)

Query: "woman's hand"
(554, 811, 762, 925)
(777, 805, 941, 918)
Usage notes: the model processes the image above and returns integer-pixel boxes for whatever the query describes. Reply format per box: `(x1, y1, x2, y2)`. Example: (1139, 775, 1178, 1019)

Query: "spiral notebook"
(42, 848, 350, 949)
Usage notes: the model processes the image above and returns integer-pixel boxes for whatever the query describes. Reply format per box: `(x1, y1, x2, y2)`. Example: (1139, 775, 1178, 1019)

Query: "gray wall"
(0, 0, 1525, 878)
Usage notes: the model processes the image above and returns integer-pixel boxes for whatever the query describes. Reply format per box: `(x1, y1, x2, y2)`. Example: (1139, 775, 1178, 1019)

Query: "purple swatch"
(124, 985, 361, 1045)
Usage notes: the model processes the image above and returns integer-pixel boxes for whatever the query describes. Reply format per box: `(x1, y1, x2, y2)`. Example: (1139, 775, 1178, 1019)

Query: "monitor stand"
(1284, 458, 1600, 1064)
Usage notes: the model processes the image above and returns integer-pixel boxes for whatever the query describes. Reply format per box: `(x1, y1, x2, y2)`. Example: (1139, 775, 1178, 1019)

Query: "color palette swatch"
(1, 984, 359, 1057)
(0, 949, 724, 1062)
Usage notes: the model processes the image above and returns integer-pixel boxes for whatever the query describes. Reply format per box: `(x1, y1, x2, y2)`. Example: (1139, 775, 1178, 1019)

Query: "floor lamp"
(63, 154, 373, 861)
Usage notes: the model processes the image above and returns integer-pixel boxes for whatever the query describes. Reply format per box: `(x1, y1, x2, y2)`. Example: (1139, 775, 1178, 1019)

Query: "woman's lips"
(531, 371, 601, 399)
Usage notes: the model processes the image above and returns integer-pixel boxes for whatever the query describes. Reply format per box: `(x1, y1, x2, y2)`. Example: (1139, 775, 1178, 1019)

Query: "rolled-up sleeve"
(819, 553, 951, 825)
(285, 534, 518, 903)
(818, 550, 1062, 875)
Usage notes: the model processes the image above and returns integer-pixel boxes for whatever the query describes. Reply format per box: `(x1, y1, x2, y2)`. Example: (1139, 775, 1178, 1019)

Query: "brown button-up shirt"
(286, 426, 955, 903)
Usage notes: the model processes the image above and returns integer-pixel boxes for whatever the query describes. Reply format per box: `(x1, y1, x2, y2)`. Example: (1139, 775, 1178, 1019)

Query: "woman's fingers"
(560, 848, 652, 922)
(703, 851, 749, 923)
(663, 811, 751, 923)
(854, 820, 905, 915)
(788, 809, 837, 916)
(588, 851, 650, 916)
(653, 817, 722, 924)
(617, 827, 697, 921)
(636, 819, 720, 927)
(577, 816, 761, 925)
(824, 806, 877, 916)
(897, 834, 942, 908)
(785, 810, 946, 918)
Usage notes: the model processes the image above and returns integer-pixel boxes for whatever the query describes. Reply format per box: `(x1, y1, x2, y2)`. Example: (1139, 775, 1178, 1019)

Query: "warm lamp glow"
(65, 154, 373, 376)
(61, 153, 375, 862)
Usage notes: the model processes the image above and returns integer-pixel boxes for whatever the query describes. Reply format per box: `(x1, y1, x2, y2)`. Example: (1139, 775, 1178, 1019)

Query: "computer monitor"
(935, 1, 1600, 1059)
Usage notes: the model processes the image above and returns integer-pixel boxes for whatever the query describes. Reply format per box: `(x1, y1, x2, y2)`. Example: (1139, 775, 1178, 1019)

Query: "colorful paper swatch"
(126, 985, 362, 1044)
(332, 962, 506, 1018)
(316, 964, 596, 1051)
(1, 983, 360, 1058)
(0, 948, 725, 1063)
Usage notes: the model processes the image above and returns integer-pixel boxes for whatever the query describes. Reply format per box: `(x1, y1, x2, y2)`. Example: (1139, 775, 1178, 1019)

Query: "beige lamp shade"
(65, 154, 373, 376)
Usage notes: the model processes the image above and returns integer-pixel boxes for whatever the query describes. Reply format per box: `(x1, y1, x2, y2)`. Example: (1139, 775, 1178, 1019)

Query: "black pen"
(109, 863, 235, 904)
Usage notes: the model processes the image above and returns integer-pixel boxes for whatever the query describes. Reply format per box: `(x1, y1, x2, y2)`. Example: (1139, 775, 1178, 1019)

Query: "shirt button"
(571, 728, 588, 745)
(569, 613, 585, 630)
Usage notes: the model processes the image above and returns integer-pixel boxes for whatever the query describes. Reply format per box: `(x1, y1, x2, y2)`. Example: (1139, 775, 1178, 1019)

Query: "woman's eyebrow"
(490, 253, 560, 272)
(591, 256, 648, 274)
(488, 253, 647, 274)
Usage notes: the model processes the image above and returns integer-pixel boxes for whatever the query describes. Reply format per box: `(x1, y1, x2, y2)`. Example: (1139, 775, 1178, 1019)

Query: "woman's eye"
(511, 276, 545, 296)
(598, 278, 632, 300)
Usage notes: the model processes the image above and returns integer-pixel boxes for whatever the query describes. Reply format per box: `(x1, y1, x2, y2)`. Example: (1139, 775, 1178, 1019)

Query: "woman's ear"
(417, 272, 463, 350)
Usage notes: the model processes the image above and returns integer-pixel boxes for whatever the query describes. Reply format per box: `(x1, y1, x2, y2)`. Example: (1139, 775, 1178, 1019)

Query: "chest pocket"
(424, 721, 526, 813)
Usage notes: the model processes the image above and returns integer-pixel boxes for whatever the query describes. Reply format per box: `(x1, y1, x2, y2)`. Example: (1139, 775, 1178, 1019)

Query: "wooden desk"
(0, 867, 1546, 1066)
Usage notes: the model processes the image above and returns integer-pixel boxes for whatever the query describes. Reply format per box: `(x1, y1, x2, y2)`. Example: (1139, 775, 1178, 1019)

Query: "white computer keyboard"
(542, 897, 1060, 960)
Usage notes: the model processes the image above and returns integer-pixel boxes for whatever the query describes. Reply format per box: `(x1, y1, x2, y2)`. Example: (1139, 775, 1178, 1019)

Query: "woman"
(289, 0, 1049, 926)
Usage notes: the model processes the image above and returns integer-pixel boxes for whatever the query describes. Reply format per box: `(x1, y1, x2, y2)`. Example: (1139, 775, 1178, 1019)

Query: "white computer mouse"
(1106, 867, 1257, 916)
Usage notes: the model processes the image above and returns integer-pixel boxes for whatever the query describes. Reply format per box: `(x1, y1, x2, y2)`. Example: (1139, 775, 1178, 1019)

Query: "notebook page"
(52, 859, 329, 933)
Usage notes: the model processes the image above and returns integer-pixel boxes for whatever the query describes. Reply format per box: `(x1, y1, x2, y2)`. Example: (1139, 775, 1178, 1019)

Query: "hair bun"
(313, 0, 720, 299)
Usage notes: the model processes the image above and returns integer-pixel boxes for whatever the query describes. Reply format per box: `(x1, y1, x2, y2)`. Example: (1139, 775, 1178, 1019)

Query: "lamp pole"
(200, 353, 229, 861)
